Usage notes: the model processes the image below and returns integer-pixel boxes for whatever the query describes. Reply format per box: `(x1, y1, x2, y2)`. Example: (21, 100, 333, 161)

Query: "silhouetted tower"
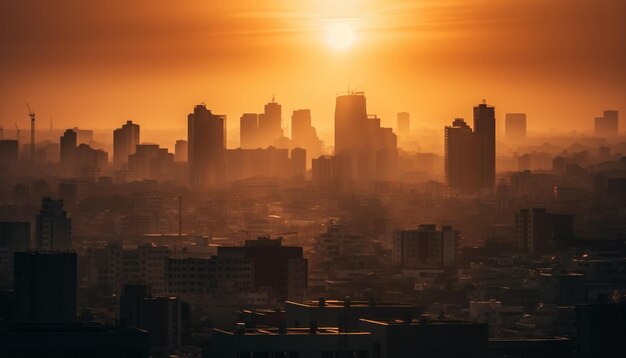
(35, 197, 72, 251)
(113, 120, 140, 166)
(445, 118, 481, 194)
(473, 100, 496, 190)
(595, 110, 619, 138)
(60, 129, 77, 167)
(188, 104, 226, 188)
(240, 113, 259, 149)
(26, 103, 36, 163)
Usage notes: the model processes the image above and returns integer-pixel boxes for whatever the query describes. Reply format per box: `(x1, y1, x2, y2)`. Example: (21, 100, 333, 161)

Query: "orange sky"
(1, 0, 625, 145)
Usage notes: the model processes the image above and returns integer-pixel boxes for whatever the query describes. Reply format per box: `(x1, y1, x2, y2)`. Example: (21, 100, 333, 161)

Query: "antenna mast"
(26, 103, 35, 163)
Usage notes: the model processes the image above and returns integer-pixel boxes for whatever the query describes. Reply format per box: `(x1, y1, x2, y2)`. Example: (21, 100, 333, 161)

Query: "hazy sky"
(1, 0, 625, 144)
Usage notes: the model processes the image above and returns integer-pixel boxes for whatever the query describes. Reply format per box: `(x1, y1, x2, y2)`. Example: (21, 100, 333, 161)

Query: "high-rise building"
(445, 119, 481, 194)
(0, 140, 19, 167)
(13, 251, 77, 321)
(35, 197, 72, 251)
(240, 113, 259, 149)
(291, 109, 322, 166)
(473, 101, 496, 189)
(74, 144, 108, 179)
(397, 112, 410, 134)
(128, 143, 175, 181)
(59, 129, 77, 167)
(393, 225, 458, 269)
(516, 208, 573, 255)
(595, 110, 619, 138)
(505, 113, 526, 141)
(334, 92, 397, 180)
(258, 98, 283, 145)
(187, 104, 226, 188)
(0, 221, 30, 288)
(174, 140, 188, 162)
(113, 120, 140, 166)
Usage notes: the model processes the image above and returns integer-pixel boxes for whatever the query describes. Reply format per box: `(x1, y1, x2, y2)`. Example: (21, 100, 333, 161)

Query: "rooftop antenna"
(482, 99, 487, 105)
(26, 103, 35, 163)
(271, 94, 275, 103)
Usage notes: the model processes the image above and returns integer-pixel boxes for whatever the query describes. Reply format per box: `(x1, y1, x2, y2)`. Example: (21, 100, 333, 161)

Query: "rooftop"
(214, 327, 370, 336)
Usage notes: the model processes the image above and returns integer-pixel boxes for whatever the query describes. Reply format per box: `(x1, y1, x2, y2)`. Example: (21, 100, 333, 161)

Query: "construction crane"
(26, 103, 35, 163)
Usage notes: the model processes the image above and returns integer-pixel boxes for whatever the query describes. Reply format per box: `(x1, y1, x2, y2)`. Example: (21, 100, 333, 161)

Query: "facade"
(59, 129, 77, 167)
(188, 104, 226, 188)
(516, 208, 573, 255)
(0, 221, 30, 288)
(240, 113, 259, 149)
(445, 118, 481, 194)
(128, 143, 175, 181)
(505, 113, 527, 141)
(473, 101, 496, 190)
(174, 139, 188, 162)
(113, 120, 140, 166)
(13, 252, 77, 321)
(35, 197, 71, 251)
(291, 109, 322, 167)
(393, 225, 458, 269)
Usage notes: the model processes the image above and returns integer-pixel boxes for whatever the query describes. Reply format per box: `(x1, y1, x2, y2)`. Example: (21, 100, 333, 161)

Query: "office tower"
(257, 98, 284, 145)
(516, 208, 573, 255)
(13, 251, 77, 321)
(0, 140, 19, 166)
(445, 118, 481, 194)
(119, 283, 151, 328)
(240, 113, 259, 149)
(397, 112, 410, 134)
(187, 104, 226, 188)
(291, 109, 322, 166)
(505, 113, 526, 141)
(334, 92, 398, 180)
(290, 147, 306, 177)
(128, 143, 175, 181)
(595, 110, 619, 138)
(174, 140, 188, 162)
(74, 144, 108, 180)
(393, 225, 458, 269)
(143, 297, 181, 353)
(35, 197, 72, 251)
(473, 101, 496, 189)
(59, 129, 77, 167)
(113, 120, 140, 165)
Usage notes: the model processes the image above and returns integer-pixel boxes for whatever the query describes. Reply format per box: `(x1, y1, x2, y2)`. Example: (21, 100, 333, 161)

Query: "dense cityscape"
(1, 1, 625, 358)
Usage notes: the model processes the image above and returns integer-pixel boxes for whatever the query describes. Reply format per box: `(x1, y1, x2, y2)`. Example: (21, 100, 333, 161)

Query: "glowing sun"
(326, 22, 355, 51)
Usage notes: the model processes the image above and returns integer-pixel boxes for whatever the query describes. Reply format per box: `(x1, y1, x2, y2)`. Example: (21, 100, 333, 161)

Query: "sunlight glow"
(326, 21, 356, 51)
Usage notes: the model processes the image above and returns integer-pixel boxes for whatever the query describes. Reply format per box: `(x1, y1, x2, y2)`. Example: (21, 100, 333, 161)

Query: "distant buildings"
(240, 113, 260, 149)
(113, 120, 140, 166)
(13, 252, 77, 321)
(74, 143, 108, 179)
(0, 140, 18, 167)
(515, 208, 573, 255)
(128, 143, 175, 181)
(393, 225, 458, 269)
(505, 113, 526, 141)
(444, 101, 496, 194)
(334, 92, 398, 180)
(594, 110, 619, 138)
(174, 139, 188, 162)
(188, 104, 226, 188)
(291, 109, 322, 166)
(0, 221, 30, 287)
(35, 197, 71, 251)
(397, 112, 410, 134)
(59, 129, 77, 168)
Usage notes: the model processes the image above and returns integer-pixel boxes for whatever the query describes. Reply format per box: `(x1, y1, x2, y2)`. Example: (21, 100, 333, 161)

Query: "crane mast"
(26, 103, 35, 163)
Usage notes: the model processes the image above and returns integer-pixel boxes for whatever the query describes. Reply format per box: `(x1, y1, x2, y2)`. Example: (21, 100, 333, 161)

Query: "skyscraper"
(505, 113, 526, 141)
(473, 101, 496, 190)
(291, 109, 321, 166)
(595, 110, 619, 138)
(35, 197, 72, 251)
(258, 98, 283, 144)
(445, 119, 481, 194)
(397, 112, 410, 134)
(240, 113, 259, 149)
(59, 129, 77, 167)
(113, 120, 140, 166)
(174, 140, 188, 162)
(13, 251, 77, 321)
(187, 104, 226, 188)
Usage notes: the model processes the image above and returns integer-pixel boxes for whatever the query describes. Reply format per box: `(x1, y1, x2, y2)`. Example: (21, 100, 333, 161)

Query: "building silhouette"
(240, 113, 259, 149)
(0, 140, 18, 167)
(258, 98, 284, 146)
(397, 112, 410, 134)
(59, 129, 77, 168)
(13, 251, 77, 321)
(595, 110, 619, 138)
(505, 113, 526, 141)
(174, 139, 188, 162)
(35, 197, 71, 251)
(516, 208, 573, 255)
(445, 119, 481, 194)
(188, 104, 226, 188)
(128, 143, 175, 181)
(113, 120, 140, 166)
(0, 221, 30, 287)
(291, 109, 322, 167)
(334, 92, 397, 180)
(473, 101, 496, 189)
(393, 225, 458, 269)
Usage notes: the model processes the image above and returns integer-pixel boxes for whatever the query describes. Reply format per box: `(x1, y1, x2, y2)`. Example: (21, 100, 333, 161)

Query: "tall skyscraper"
(258, 98, 283, 144)
(188, 104, 226, 188)
(397, 112, 410, 134)
(291, 109, 321, 166)
(35, 197, 72, 251)
(505, 113, 526, 141)
(59, 129, 77, 167)
(473, 101, 496, 190)
(13, 251, 77, 321)
(113, 120, 140, 166)
(595, 110, 619, 138)
(240, 113, 259, 149)
(445, 119, 481, 194)
(334, 92, 397, 180)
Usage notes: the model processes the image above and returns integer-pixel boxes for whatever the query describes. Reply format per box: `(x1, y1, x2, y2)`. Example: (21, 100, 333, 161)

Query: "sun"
(326, 22, 355, 52)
